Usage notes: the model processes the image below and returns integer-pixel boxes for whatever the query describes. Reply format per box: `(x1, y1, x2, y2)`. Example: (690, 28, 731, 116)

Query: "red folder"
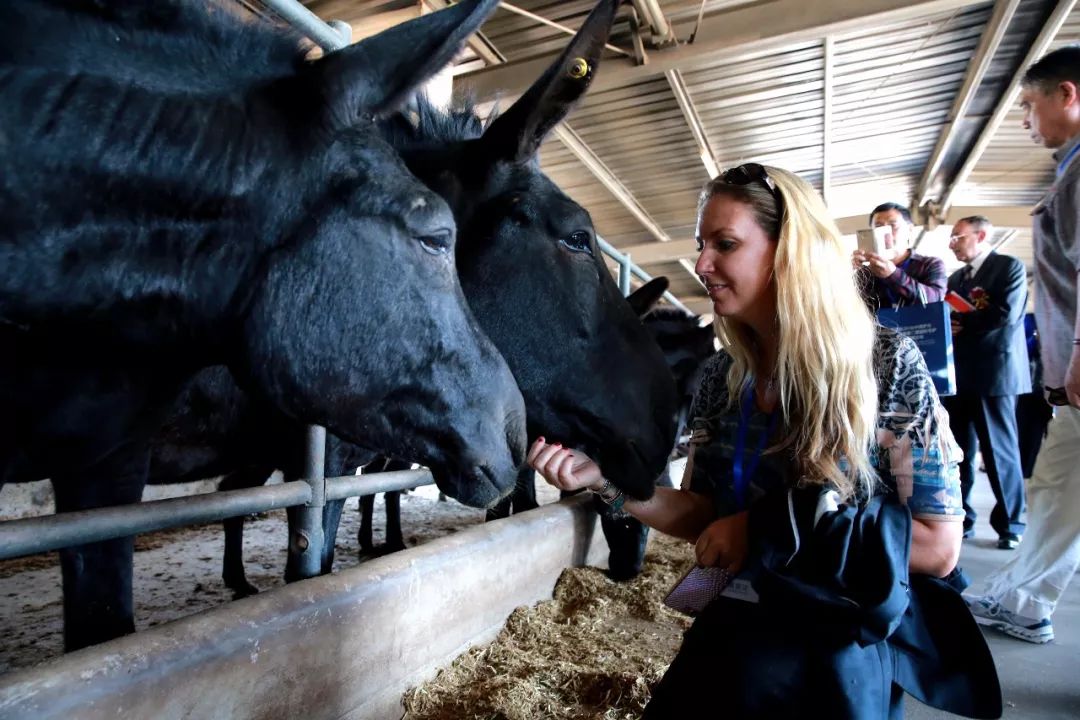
(945, 291, 976, 313)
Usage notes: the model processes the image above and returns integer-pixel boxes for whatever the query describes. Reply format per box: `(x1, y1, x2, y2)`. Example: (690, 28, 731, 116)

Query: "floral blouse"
(685, 327, 964, 522)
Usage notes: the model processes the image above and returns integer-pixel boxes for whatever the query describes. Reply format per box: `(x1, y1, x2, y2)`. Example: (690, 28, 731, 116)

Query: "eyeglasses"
(949, 233, 973, 243)
(1045, 386, 1071, 407)
(720, 163, 784, 214)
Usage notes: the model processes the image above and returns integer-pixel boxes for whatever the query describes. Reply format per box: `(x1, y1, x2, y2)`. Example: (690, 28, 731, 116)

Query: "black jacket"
(949, 251, 1031, 396)
(645, 487, 1002, 719)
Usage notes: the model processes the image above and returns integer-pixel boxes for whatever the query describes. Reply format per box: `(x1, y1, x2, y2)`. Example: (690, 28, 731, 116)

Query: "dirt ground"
(0, 486, 500, 674)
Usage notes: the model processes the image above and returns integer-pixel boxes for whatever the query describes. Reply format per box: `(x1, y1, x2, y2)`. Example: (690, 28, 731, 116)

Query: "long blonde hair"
(698, 166, 879, 500)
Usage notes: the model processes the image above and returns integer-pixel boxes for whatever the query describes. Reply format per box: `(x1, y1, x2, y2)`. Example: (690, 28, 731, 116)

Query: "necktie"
(960, 266, 974, 292)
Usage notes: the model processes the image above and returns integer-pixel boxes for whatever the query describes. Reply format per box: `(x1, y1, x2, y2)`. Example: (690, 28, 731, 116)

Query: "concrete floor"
(907, 470, 1080, 719)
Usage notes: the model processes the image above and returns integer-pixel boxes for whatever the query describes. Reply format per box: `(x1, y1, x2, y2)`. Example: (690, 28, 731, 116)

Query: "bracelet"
(594, 478, 626, 512)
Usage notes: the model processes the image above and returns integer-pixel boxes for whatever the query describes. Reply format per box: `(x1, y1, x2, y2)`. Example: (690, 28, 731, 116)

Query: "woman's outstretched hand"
(527, 437, 605, 493)
(694, 511, 749, 573)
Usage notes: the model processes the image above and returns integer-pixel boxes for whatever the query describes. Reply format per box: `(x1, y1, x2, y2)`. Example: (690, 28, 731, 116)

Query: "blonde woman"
(529, 164, 970, 718)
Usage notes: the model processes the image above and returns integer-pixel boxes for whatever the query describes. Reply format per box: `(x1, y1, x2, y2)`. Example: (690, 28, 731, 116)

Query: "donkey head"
(237, 0, 526, 507)
(391, 0, 678, 500)
(630, 278, 716, 403)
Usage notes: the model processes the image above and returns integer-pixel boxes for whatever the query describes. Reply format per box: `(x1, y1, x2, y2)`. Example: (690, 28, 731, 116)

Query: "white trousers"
(981, 406, 1080, 620)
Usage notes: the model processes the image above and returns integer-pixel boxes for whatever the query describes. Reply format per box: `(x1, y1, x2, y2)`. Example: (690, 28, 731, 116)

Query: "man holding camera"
(942, 216, 1029, 551)
(853, 202, 947, 310)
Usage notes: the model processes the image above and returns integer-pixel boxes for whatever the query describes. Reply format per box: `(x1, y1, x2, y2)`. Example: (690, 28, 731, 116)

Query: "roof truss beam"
(915, 0, 1022, 209)
(939, 0, 1078, 213)
(457, 0, 985, 101)
(664, 69, 720, 178)
(553, 125, 672, 244)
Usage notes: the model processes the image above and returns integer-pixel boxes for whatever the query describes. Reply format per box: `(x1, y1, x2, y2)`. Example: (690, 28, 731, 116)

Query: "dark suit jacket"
(948, 251, 1031, 396)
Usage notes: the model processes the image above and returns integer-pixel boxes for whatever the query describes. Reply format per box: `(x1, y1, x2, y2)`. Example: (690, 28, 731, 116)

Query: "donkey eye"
(418, 229, 452, 255)
(560, 230, 592, 254)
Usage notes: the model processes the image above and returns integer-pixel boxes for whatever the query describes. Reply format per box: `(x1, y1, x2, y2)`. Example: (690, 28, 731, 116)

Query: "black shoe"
(997, 534, 1022, 550)
(963, 527, 976, 540)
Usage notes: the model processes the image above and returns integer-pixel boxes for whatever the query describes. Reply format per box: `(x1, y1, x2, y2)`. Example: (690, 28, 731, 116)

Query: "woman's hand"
(694, 511, 749, 573)
(527, 437, 604, 493)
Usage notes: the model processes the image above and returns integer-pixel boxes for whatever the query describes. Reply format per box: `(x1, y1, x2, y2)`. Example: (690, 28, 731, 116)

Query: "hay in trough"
(401, 533, 695, 720)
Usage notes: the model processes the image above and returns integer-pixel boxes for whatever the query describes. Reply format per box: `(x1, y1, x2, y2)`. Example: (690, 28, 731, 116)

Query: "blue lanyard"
(1057, 142, 1080, 178)
(732, 382, 777, 511)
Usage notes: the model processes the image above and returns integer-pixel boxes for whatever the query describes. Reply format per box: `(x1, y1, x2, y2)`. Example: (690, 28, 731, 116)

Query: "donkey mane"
(0, 0, 317, 336)
(383, 96, 491, 148)
(3, 0, 306, 93)
(2, 0, 313, 210)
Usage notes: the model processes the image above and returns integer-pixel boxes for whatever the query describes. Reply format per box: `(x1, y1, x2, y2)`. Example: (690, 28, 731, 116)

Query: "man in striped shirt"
(854, 202, 948, 310)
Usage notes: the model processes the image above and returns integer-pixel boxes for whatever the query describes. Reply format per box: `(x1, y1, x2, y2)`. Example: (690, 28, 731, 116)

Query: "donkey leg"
(218, 467, 272, 599)
(52, 447, 148, 651)
(379, 459, 411, 552)
(485, 494, 512, 521)
(358, 495, 376, 554)
(320, 499, 345, 574)
(384, 491, 405, 552)
(510, 467, 539, 514)
(598, 496, 649, 582)
(486, 466, 536, 521)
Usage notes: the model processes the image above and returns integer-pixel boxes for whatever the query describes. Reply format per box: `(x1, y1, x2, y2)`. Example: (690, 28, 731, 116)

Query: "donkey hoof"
(228, 581, 260, 599)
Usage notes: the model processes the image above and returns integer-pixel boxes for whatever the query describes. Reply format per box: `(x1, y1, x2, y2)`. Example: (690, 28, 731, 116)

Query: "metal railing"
(0, 470, 434, 561)
(597, 237, 692, 313)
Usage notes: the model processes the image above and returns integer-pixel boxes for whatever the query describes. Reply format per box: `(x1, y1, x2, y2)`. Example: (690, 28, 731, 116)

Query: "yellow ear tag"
(567, 57, 590, 80)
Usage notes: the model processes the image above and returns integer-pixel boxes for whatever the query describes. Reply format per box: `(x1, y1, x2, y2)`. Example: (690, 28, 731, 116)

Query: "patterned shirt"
(858, 252, 948, 310)
(685, 327, 964, 522)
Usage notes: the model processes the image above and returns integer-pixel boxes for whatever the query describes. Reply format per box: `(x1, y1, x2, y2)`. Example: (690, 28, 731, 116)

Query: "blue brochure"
(877, 301, 956, 396)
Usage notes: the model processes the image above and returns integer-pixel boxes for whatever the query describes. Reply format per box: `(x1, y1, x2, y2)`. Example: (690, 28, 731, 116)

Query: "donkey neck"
(0, 0, 318, 354)
(0, 91, 303, 356)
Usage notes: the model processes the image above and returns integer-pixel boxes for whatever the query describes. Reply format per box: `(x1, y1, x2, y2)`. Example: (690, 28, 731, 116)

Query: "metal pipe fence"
(0, 481, 311, 561)
(597, 237, 692, 313)
(0, 470, 434, 562)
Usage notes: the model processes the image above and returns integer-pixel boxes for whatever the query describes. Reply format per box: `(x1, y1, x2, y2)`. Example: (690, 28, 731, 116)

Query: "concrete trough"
(0, 494, 607, 720)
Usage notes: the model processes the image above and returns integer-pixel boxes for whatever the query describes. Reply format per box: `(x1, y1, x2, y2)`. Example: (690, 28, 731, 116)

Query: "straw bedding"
(402, 533, 696, 720)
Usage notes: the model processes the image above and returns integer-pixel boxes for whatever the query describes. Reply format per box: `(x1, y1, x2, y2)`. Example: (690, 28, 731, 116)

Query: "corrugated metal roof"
(955, 3, 1080, 205)
(684, 39, 826, 185)
(825, 3, 993, 217)
(293, 0, 1075, 310)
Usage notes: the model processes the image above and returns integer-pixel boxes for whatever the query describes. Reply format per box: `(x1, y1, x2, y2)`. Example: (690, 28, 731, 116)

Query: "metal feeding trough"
(0, 495, 606, 720)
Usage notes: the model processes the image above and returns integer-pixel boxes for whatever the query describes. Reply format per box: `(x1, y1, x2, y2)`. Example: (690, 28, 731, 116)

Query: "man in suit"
(943, 216, 1030, 550)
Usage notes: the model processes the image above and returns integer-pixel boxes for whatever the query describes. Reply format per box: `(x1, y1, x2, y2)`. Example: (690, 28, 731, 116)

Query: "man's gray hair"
(958, 215, 993, 235)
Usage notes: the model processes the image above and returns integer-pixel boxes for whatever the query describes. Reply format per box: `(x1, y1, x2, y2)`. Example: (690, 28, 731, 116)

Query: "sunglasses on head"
(1045, 386, 1070, 407)
(721, 162, 784, 212)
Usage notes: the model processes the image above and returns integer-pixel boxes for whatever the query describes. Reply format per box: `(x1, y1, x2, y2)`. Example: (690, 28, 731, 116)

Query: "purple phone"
(663, 564, 734, 616)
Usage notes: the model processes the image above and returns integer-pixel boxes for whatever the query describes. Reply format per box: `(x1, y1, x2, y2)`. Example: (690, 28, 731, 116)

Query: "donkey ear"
(312, 0, 500, 121)
(627, 277, 669, 318)
(481, 0, 619, 162)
